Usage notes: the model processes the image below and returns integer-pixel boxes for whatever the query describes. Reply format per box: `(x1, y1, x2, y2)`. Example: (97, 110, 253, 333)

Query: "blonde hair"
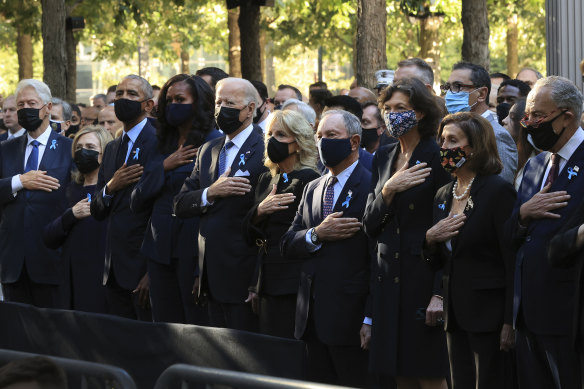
(71, 126, 114, 184)
(264, 110, 318, 177)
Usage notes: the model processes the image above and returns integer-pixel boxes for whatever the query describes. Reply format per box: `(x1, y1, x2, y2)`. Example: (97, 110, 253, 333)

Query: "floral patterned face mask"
(384, 110, 418, 138)
(440, 147, 468, 173)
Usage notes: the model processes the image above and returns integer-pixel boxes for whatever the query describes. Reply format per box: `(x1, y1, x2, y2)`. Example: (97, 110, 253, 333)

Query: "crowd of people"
(0, 58, 584, 389)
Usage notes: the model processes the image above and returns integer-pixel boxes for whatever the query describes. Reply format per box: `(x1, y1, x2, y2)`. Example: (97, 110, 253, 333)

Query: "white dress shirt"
(201, 123, 255, 206)
(257, 112, 272, 134)
(11, 126, 52, 194)
(540, 127, 584, 190)
(7, 128, 25, 140)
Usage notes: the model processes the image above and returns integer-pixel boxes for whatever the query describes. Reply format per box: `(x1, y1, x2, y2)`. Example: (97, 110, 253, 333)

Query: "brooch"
(282, 173, 289, 183)
(465, 196, 474, 211)
(87, 193, 92, 202)
(133, 147, 140, 160)
(568, 166, 579, 180)
(239, 153, 245, 166)
(342, 190, 353, 208)
(438, 202, 446, 211)
(49, 140, 57, 150)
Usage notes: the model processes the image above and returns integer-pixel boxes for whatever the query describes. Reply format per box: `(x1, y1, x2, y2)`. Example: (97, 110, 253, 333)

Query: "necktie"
(25, 140, 40, 173)
(544, 153, 560, 187)
(116, 134, 130, 168)
(218, 140, 234, 177)
(322, 176, 338, 218)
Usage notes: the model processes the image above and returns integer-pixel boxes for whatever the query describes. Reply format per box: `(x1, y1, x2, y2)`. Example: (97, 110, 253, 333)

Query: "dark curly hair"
(156, 74, 215, 154)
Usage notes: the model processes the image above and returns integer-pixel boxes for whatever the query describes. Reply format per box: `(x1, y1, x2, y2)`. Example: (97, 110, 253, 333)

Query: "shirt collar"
(227, 123, 254, 149)
(27, 126, 52, 146)
(481, 110, 494, 120)
(556, 127, 584, 162)
(325, 159, 359, 188)
(122, 118, 147, 144)
(10, 128, 25, 139)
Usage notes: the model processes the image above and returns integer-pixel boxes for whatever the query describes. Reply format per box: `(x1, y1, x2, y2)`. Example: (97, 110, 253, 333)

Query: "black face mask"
(524, 111, 566, 151)
(66, 124, 80, 137)
(318, 137, 353, 168)
(166, 103, 194, 127)
(253, 101, 266, 124)
(274, 104, 282, 111)
(360, 127, 380, 149)
(267, 136, 295, 163)
(18, 105, 46, 132)
(496, 102, 512, 126)
(74, 148, 100, 174)
(114, 99, 144, 123)
(215, 105, 246, 135)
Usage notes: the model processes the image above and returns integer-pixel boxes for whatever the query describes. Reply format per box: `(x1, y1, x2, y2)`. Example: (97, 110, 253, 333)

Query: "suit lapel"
(381, 145, 399, 185)
(452, 176, 485, 251)
(229, 130, 260, 176)
(333, 163, 363, 214)
(38, 132, 60, 171)
(210, 138, 225, 180)
(312, 177, 326, 224)
(521, 153, 549, 201)
(126, 123, 153, 166)
(551, 140, 584, 191)
(13, 136, 28, 175)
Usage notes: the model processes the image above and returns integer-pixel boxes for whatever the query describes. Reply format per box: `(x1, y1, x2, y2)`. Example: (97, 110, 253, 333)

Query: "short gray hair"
(51, 98, 72, 121)
(216, 77, 260, 118)
(15, 79, 52, 104)
(320, 109, 362, 137)
(282, 98, 316, 127)
(122, 75, 153, 99)
(533, 76, 583, 119)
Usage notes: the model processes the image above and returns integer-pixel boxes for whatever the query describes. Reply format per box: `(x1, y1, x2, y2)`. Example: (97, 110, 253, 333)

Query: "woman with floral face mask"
(361, 78, 451, 388)
(425, 112, 517, 389)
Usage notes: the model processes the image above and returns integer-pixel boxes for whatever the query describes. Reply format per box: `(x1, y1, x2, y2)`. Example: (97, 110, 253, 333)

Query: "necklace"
(452, 177, 475, 201)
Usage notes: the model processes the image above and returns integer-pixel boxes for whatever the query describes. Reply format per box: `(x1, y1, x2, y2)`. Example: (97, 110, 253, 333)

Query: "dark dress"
(43, 183, 107, 313)
(242, 168, 320, 338)
(362, 138, 451, 377)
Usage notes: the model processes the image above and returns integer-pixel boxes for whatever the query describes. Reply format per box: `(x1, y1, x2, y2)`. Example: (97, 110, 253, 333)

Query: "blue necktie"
(218, 141, 234, 177)
(322, 176, 337, 218)
(25, 140, 40, 173)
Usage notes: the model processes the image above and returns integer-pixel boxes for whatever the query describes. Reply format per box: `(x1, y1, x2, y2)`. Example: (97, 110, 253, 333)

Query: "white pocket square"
(234, 169, 251, 177)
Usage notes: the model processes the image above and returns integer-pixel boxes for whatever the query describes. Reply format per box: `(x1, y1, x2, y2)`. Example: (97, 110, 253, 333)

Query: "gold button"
(409, 203, 414, 210)
(394, 277, 399, 284)
(395, 252, 399, 259)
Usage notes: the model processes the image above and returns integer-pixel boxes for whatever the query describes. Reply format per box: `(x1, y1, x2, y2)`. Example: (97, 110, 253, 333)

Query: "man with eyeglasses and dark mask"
(90, 74, 158, 321)
(442, 62, 518, 184)
(250, 80, 271, 133)
(174, 77, 267, 332)
(506, 76, 584, 389)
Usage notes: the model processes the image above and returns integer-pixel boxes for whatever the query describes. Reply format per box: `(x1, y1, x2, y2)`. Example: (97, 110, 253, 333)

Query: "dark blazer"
(42, 183, 107, 313)
(0, 131, 73, 284)
(0, 132, 8, 142)
(131, 129, 222, 264)
(173, 128, 267, 303)
(90, 121, 158, 290)
(431, 175, 516, 333)
(242, 168, 320, 295)
(280, 162, 371, 346)
(507, 143, 584, 336)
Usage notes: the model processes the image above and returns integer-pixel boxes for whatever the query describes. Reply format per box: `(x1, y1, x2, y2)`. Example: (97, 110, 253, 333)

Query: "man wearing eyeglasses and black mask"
(507, 76, 584, 389)
(442, 62, 518, 184)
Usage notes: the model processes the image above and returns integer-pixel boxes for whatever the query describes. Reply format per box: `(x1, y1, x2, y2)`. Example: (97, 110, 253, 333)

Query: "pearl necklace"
(452, 177, 475, 201)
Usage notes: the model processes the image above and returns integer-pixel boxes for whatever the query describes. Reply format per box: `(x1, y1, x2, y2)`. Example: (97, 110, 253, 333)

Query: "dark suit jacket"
(430, 175, 516, 333)
(0, 132, 8, 142)
(0, 131, 73, 284)
(507, 142, 584, 336)
(280, 162, 371, 346)
(173, 128, 267, 303)
(90, 121, 158, 290)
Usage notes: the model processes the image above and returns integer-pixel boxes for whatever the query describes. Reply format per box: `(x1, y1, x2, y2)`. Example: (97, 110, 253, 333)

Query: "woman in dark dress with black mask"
(243, 109, 320, 338)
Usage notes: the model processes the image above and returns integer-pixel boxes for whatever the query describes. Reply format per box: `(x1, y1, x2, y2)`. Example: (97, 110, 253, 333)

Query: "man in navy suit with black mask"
(91, 75, 157, 320)
(508, 76, 584, 389)
(0, 79, 73, 308)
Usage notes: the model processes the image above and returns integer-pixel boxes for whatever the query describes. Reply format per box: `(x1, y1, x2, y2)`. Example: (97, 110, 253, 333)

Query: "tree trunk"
(41, 0, 67, 98)
(265, 41, 275, 96)
(16, 29, 33, 80)
(65, 26, 78, 102)
(506, 13, 518, 77)
(356, 0, 387, 89)
(228, 8, 241, 77)
(419, 15, 442, 88)
(461, 0, 490, 71)
(238, 2, 261, 81)
(180, 49, 190, 73)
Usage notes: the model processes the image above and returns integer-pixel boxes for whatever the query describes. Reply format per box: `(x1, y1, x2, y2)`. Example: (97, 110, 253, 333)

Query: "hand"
(207, 168, 251, 201)
(245, 291, 259, 314)
(426, 213, 467, 246)
(257, 184, 296, 217)
(163, 145, 198, 172)
(425, 295, 444, 326)
(360, 324, 371, 350)
(500, 323, 515, 351)
(20, 170, 60, 192)
(315, 211, 361, 242)
(132, 273, 150, 309)
(106, 164, 143, 194)
(519, 183, 570, 224)
(381, 162, 431, 203)
(72, 198, 91, 219)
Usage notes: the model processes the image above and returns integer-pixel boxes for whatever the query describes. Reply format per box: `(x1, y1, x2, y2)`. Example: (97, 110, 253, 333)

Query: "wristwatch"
(310, 228, 320, 245)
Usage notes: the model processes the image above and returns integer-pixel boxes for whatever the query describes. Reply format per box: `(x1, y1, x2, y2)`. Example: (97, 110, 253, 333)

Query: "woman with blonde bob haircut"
(43, 126, 113, 313)
(243, 109, 320, 338)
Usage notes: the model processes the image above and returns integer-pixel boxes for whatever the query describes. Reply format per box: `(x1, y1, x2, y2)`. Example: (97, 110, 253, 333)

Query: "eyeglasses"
(440, 82, 476, 93)
(520, 109, 566, 129)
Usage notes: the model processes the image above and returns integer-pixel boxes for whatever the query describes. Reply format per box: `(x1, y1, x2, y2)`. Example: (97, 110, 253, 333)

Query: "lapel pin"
(239, 153, 246, 166)
(466, 196, 474, 210)
(574, 166, 580, 172)
(282, 173, 289, 183)
(49, 140, 57, 150)
(87, 193, 92, 203)
(438, 202, 446, 210)
(568, 166, 578, 180)
(415, 160, 421, 164)
(342, 190, 353, 208)
(133, 147, 140, 160)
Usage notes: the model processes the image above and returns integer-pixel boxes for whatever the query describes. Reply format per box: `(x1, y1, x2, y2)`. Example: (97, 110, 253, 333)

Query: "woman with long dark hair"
(131, 74, 221, 324)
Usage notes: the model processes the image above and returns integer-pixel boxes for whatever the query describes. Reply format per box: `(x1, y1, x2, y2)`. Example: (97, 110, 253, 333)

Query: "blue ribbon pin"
(342, 190, 353, 208)
(239, 153, 245, 166)
(50, 140, 57, 150)
(87, 193, 92, 203)
(282, 173, 289, 183)
(415, 160, 421, 164)
(438, 203, 446, 210)
(568, 167, 578, 180)
(133, 148, 140, 160)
